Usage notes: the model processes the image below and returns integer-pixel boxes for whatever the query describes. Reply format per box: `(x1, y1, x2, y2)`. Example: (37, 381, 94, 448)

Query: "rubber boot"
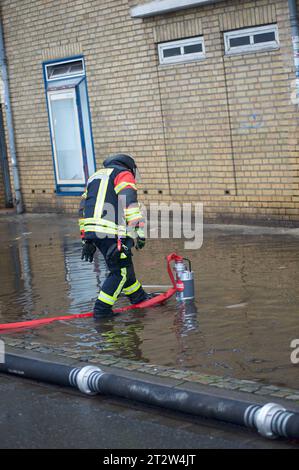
(129, 288, 159, 305)
(93, 299, 114, 319)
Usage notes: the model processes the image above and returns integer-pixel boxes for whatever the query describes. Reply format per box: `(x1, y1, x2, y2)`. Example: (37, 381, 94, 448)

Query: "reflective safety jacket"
(79, 165, 144, 239)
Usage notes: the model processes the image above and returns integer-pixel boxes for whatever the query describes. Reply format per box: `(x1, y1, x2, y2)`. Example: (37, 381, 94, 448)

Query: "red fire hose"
(0, 253, 183, 332)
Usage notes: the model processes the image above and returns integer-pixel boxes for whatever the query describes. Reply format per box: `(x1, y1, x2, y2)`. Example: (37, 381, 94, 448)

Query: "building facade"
(1, 0, 299, 223)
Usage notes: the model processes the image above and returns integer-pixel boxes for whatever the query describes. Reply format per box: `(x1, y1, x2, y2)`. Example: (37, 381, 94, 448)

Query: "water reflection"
(92, 315, 146, 361)
(0, 215, 299, 389)
(174, 300, 199, 337)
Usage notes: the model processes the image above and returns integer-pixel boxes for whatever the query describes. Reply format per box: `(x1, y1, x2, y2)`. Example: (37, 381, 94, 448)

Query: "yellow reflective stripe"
(78, 218, 85, 230)
(97, 291, 115, 306)
(94, 174, 110, 220)
(124, 203, 141, 212)
(113, 267, 127, 299)
(87, 168, 113, 185)
(120, 253, 127, 259)
(124, 208, 141, 216)
(123, 280, 141, 296)
(98, 269, 127, 305)
(124, 205, 143, 223)
(115, 182, 137, 195)
(84, 217, 119, 230)
(84, 224, 127, 236)
(83, 217, 127, 236)
(125, 214, 143, 223)
(124, 204, 142, 214)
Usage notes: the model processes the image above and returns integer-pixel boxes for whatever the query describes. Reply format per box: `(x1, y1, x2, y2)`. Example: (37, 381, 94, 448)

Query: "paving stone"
(285, 395, 299, 401)
(122, 363, 143, 370)
(239, 386, 261, 393)
(269, 391, 290, 398)
(239, 379, 261, 385)
(261, 385, 280, 391)
(157, 370, 176, 377)
(254, 389, 275, 396)
(6, 340, 23, 346)
(217, 382, 240, 389)
(185, 375, 215, 384)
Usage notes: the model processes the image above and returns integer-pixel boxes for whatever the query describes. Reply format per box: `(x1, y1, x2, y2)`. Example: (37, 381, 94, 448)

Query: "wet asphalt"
(0, 373, 297, 449)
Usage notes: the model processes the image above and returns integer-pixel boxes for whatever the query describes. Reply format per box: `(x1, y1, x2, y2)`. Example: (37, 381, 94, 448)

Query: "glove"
(136, 237, 145, 250)
(135, 226, 145, 250)
(81, 240, 96, 263)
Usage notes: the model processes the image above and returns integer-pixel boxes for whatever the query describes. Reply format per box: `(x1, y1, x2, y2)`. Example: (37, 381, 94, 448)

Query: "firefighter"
(79, 153, 153, 318)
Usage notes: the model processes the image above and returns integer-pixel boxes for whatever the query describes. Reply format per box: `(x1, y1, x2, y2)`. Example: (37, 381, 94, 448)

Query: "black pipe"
(96, 373, 247, 426)
(1, 352, 299, 440)
(2, 353, 75, 388)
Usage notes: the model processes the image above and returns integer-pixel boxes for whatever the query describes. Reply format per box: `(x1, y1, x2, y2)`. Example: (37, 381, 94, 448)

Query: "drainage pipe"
(0, 104, 12, 206)
(1, 352, 299, 441)
(0, 19, 23, 214)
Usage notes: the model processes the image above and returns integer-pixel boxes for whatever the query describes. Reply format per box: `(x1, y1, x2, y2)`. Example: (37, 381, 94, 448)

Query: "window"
(45, 58, 85, 81)
(43, 57, 96, 195)
(158, 37, 205, 65)
(224, 24, 279, 55)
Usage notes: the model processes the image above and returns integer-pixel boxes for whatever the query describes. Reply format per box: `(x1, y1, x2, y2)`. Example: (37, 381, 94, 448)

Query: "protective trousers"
(93, 237, 147, 317)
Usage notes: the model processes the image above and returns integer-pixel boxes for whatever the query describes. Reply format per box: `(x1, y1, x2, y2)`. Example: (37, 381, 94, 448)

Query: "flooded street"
(0, 214, 299, 389)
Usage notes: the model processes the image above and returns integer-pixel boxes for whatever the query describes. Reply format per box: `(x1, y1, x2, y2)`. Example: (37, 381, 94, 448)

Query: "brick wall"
(0, 166, 5, 209)
(1, 0, 299, 223)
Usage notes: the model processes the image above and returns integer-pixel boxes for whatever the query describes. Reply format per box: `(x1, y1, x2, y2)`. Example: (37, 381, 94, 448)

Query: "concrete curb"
(3, 339, 299, 413)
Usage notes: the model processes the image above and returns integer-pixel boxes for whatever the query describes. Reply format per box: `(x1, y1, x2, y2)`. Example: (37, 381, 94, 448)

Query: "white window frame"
(224, 24, 279, 56)
(158, 36, 205, 65)
(47, 89, 86, 185)
(45, 58, 85, 81)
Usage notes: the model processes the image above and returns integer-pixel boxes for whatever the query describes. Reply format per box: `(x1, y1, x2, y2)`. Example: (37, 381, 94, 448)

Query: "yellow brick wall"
(1, 0, 299, 223)
(0, 166, 5, 209)
(147, 0, 299, 222)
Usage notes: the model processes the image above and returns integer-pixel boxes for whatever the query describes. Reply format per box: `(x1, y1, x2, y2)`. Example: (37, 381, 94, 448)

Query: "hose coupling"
(254, 403, 288, 439)
(75, 365, 105, 395)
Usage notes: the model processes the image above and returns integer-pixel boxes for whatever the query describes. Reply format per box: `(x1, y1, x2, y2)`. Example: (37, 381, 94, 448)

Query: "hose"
(0, 253, 180, 332)
(1, 352, 298, 441)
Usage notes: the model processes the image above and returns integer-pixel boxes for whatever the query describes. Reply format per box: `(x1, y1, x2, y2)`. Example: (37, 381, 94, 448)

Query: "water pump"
(174, 257, 195, 301)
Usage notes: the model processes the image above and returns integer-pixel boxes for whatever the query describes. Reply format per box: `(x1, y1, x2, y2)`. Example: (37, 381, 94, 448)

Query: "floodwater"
(0, 214, 299, 389)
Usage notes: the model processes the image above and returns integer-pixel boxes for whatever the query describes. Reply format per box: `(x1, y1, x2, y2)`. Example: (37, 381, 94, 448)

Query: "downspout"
(0, 18, 23, 214)
(288, 0, 299, 100)
(0, 103, 13, 206)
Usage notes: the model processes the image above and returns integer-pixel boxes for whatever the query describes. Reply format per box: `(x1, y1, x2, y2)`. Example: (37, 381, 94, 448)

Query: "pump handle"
(183, 257, 192, 272)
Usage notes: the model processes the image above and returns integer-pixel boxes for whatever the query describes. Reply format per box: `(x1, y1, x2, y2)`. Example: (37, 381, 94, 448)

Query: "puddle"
(0, 214, 298, 389)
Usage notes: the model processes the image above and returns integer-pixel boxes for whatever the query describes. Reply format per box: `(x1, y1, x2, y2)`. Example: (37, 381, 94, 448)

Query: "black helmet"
(103, 153, 137, 173)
